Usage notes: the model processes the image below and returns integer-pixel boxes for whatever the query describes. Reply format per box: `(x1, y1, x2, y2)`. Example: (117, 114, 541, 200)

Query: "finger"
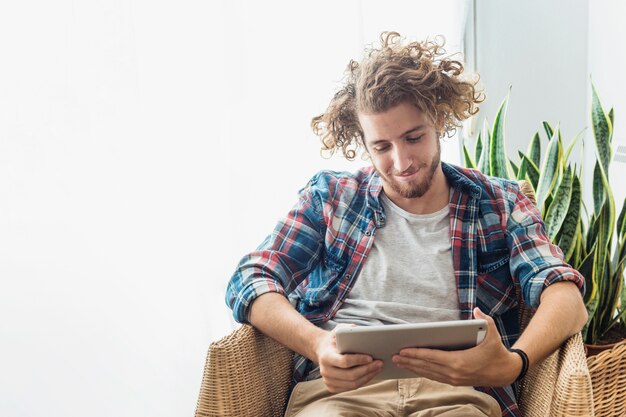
(397, 347, 455, 366)
(393, 357, 462, 384)
(351, 363, 383, 386)
(324, 361, 383, 392)
(324, 359, 383, 382)
(393, 354, 450, 373)
(330, 323, 359, 349)
(327, 351, 375, 369)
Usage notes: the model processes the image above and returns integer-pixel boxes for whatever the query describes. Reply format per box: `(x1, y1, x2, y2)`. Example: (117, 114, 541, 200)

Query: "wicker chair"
(197, 181, 595, 417)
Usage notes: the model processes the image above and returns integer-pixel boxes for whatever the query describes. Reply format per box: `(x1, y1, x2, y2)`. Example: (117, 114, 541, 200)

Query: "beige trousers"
(284, 378, 501, 417)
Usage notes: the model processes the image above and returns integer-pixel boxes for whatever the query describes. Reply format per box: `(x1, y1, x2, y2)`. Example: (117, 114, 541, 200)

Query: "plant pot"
(584, 340, 623, 357)
(586, 338, 626, 417)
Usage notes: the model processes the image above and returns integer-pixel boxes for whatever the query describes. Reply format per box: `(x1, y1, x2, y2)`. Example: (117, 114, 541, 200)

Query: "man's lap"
(284, 378, 501, 417)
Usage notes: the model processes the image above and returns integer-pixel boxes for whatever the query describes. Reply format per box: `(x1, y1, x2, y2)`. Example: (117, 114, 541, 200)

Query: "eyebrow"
(367, 125, 425, 146)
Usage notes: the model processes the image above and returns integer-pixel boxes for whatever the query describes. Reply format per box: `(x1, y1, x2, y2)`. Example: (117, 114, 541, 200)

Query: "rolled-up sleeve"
(225, 179, 325, 323)
(505, 186, 585, 309)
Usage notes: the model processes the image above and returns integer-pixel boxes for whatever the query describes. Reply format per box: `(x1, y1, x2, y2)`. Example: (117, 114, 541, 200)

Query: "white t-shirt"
(320, 192, 460, 331)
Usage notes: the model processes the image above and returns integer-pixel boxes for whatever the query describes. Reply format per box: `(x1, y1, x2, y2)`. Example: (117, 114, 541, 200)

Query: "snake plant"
(462, 84, 626, 345)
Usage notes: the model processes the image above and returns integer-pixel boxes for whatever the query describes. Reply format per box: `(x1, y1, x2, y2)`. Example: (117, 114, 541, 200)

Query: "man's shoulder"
(301, 166, 377, 196)
(448, 164, 522, 204)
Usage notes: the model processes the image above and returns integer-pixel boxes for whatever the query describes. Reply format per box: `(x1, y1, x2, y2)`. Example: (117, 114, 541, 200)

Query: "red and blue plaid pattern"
(226, 162, 585, 417)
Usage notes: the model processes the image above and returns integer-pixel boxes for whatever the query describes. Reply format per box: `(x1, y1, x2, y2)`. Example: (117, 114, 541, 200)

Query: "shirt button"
(365, 230, 371, 236)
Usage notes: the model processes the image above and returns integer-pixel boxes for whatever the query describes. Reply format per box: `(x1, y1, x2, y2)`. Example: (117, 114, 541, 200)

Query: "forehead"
(358, 102, 432, 142)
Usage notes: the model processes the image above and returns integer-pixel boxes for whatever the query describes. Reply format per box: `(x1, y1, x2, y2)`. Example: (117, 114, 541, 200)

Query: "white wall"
(0, 1, 468, 416)
(469, 0, 589, 163)
(0, 2, 225, 416)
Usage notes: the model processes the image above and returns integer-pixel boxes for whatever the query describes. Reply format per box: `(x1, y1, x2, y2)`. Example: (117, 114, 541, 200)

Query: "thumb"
(473, 307, 494, 324)
(473, 307, 500, 339)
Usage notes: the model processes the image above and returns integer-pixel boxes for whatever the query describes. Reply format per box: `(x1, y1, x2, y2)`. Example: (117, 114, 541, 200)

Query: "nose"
(392, 145, 412, 174)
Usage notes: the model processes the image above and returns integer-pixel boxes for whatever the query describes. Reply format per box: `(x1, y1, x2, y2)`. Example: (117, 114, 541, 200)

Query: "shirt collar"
(441, 162, 482, 199)
(366, 162, 482, 206)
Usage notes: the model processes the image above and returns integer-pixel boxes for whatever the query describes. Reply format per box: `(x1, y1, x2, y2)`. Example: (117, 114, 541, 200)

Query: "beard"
(376, 141, 441, 199)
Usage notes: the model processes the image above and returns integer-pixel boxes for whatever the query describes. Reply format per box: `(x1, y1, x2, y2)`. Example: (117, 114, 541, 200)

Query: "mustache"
(387, 164, 425, 176)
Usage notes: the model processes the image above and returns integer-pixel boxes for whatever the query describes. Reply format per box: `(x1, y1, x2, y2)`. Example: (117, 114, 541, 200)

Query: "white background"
(0, 1, 467, 416)
(1, 1, 624, 416)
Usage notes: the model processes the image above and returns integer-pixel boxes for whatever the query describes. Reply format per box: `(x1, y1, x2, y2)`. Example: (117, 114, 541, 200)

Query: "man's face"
(358, 102, 441, 200)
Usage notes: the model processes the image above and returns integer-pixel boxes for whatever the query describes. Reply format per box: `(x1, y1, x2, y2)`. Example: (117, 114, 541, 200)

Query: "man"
(226, 32, 587, 417)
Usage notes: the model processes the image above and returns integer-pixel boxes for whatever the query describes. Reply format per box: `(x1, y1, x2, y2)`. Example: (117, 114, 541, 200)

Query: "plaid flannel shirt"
(226, 162, 585, 417)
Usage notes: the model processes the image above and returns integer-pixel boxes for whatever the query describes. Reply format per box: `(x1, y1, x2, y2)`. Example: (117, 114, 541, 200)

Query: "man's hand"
(249, 293, 383, 392)
(315, 326, 384, 393)
(391, 308, 522, 387)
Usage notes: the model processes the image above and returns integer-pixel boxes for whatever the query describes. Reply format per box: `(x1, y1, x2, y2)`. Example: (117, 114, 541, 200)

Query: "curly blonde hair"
(311, 32, 484, 160)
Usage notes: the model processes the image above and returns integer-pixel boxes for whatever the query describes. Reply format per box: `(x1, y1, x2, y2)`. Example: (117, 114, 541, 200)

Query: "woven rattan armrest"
(516, 180, 594, 416)
(518, 332, 594, 416)
(195, 325, 293, 417)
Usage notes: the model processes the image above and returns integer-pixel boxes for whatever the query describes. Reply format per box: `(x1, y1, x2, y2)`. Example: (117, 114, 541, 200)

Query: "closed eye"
(373, 144, 390, 153)
(406, 136, 423, 143)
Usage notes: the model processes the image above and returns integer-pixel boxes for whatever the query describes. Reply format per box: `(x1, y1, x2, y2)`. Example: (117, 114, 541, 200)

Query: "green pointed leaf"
(556, 130, 565, 184)
(518, 151, 540, 190)
(588, 241, 608, 344)
(587, 213, 598, 250)
(535, 124, 562, 209)
(605, 266, 624, 332)
(477, 119, 491, 174)
(617, 263, 626, 325)
(608, 108, 615, 140)
(527, 132, 541, 168)
(593, 161, 605, 215)
(490, 95, 511, 178)
(591, 82, 613, 175)
(545, 166, 573, 241)
(615, 199, 626, 272)
(577, 218, 588, 261)
(544, 195, 554, 216)
(563, 129, 585, 165)
(589, 170, 616, 340)
(584, 300, 599, 343)
(558, 174, 581, 260)
(595, 156, 615, 249)
(579, 243, 596, 305)
(463, 142, 477, 169)
(596, 196, 615, 258)
(543, 121, 555, 141)
(516, 155, 529, 181)
(617, 197, 626, 240)
(475, 132, 483, 166)
(510, 160, 519, 177)
(595, 265, 614, 338)
(567, 225, 584, 267)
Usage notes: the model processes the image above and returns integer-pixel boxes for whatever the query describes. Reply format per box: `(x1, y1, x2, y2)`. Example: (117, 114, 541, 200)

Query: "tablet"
(335, 319, 487, 380)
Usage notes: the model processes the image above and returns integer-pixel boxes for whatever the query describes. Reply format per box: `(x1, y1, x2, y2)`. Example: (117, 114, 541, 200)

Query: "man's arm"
(512, 280, 588, 367)
(248, 292, 383, 392)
